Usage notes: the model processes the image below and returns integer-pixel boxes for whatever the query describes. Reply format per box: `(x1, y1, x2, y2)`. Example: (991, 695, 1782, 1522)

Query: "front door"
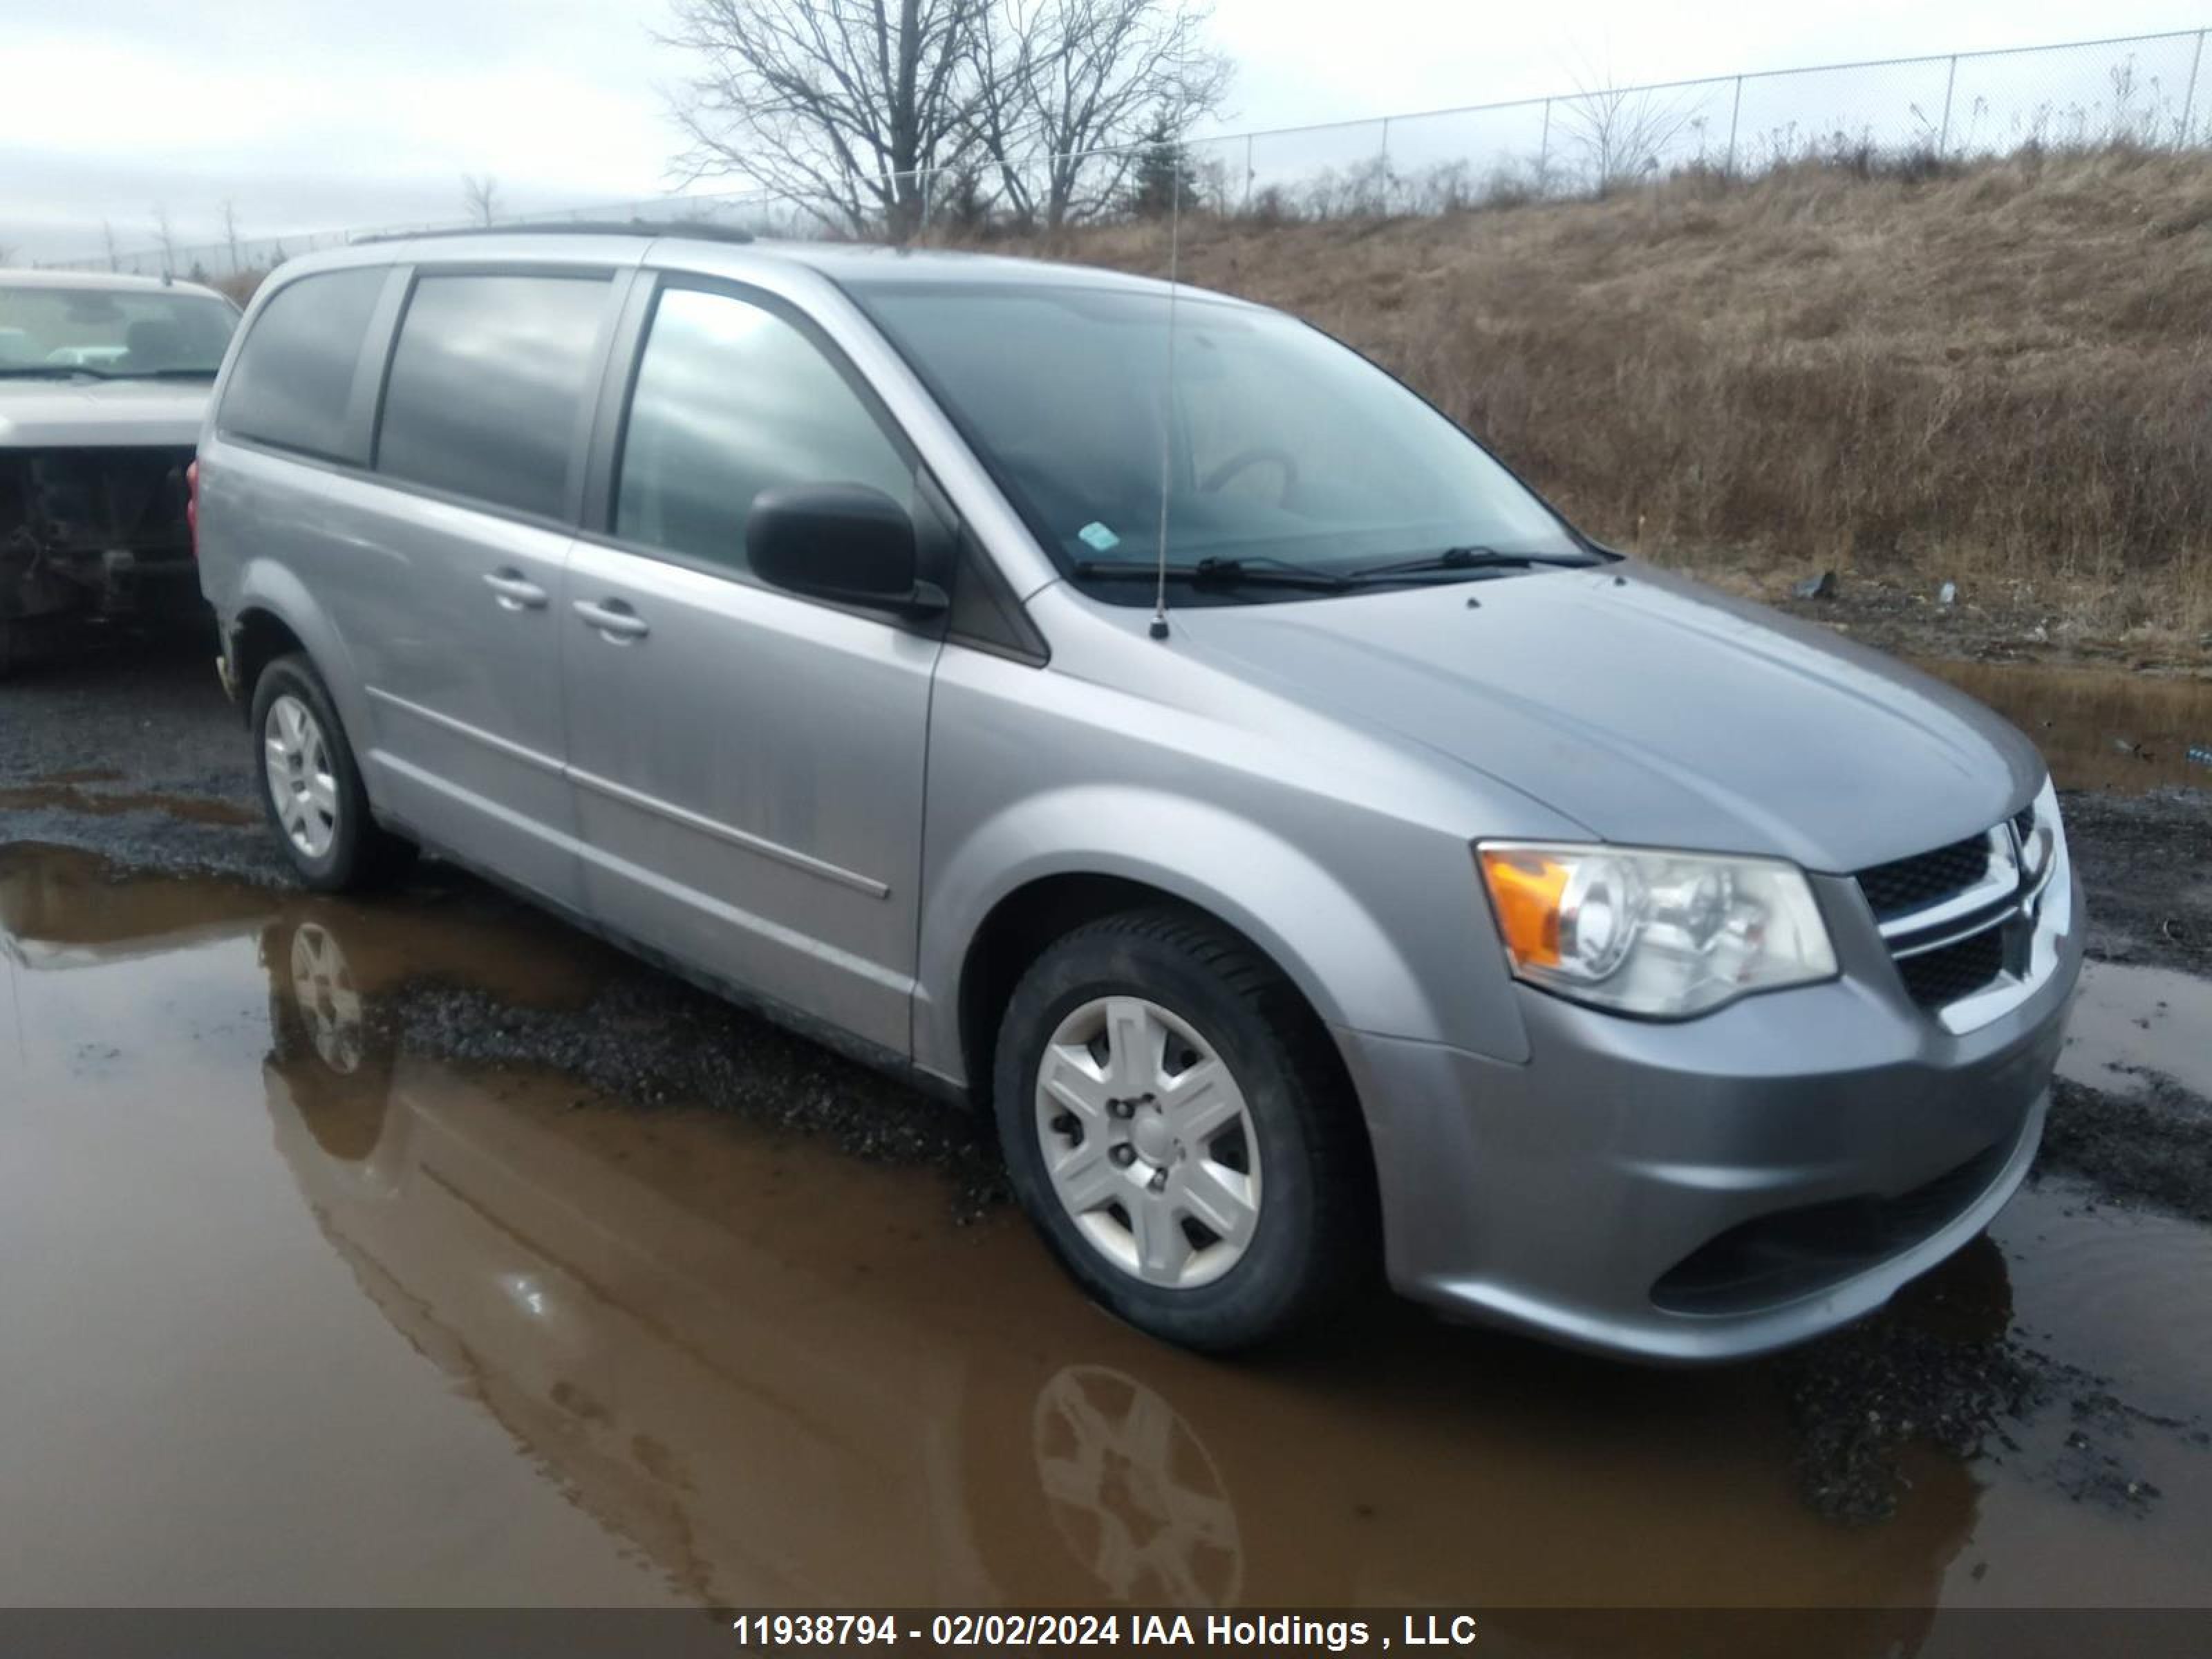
(561, 280, 941, 1056)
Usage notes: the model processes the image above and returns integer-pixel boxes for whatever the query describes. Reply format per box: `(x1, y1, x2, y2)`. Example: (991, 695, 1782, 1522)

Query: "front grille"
(1897, 926, 2007, 1009)
(1, 446, 196, 556)
(1855, 834, 1991, 921)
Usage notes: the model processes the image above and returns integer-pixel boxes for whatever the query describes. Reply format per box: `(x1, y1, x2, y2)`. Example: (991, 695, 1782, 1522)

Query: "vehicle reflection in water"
(245, 899, 1983, 1632)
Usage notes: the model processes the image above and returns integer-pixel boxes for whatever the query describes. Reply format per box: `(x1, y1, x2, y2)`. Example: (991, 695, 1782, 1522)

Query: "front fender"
(915, 782, 1515, 1087)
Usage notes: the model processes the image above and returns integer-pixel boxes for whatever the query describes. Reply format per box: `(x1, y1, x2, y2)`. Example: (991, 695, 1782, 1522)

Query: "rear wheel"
(250, 653, 415, 892)
(993, 907, 1373, 1351)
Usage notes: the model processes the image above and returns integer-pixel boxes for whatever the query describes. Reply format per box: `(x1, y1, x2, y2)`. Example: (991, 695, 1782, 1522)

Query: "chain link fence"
(46, 26, 2212, 282)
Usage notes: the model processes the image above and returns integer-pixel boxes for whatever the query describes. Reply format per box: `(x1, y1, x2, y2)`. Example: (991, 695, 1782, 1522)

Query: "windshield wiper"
(1074, 555, 1354, 592)
(1345, 545, 1604, 579)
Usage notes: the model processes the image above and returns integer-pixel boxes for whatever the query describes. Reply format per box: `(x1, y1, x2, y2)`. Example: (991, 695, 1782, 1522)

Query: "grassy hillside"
(1042, 147, 2212, 657)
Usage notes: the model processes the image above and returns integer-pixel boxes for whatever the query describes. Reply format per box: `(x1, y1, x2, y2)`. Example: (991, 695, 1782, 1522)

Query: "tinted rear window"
(375, 273, 612, 520)
(220, 268, 388, 463)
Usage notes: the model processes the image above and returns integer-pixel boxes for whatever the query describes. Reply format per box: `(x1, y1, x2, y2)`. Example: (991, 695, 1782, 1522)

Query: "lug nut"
(1148, 1168, 1168, 1193)
(1109, 1144, 1136, 1167)
(1107, 1098, 1134, 1120)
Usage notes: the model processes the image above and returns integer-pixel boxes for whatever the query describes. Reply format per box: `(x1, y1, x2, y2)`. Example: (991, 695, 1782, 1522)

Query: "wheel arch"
(225, 561, 375, 760)
(230, 607, 306, 722)
(925, 787, 1449, 1101)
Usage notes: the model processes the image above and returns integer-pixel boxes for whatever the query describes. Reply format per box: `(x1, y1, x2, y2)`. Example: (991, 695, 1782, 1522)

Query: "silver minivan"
(194, 225, 2081, 1360)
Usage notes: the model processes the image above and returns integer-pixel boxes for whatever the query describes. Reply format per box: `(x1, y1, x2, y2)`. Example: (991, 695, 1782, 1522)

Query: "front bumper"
(1, 543, 198, 624)
(1338, 865, 2082, 1363)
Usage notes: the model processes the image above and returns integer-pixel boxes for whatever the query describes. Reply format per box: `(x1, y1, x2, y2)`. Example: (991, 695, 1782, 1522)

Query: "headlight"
(1477, 843, 1837, 1018)
(2019, 776, 2063, 885)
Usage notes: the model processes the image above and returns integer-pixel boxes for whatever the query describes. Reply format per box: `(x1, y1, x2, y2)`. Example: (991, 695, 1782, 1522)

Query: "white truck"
(1, 269, 239, 675)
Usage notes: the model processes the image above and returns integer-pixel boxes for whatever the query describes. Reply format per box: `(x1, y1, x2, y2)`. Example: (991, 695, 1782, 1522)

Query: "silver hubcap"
(1035, 996, 1262, 1290)
(264, 693, 339, 860)
(289, 921, 364, 1074)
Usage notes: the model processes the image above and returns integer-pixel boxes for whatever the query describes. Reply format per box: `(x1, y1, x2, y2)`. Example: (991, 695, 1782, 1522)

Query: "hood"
(1176, 563, 2044, 874)
(0, 378, 211, 448)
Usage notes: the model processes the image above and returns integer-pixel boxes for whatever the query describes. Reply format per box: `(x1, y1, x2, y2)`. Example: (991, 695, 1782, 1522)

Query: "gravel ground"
(2061, 788, 2212, 977)
(0, 631, 285, 885)
(6, 628, 2209, 1534)
(373, 974, 1011, 1219)
(2041, 1075, 2212, 1227)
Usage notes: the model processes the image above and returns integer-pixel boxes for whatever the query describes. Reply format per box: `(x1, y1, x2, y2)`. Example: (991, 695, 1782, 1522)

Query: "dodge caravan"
(194, 227, 2081, 1359)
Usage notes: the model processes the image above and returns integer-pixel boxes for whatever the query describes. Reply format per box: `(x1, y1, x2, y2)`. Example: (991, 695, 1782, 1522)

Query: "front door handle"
(482, 569, 548, 610)
(573, 597, 650, 641)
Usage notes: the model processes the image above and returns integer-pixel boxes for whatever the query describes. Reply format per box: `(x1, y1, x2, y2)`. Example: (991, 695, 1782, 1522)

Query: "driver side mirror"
(747, 483, 947, 619)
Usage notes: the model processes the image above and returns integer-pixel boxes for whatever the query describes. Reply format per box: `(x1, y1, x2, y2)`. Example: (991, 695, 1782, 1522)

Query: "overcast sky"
(5, 0, 2206, 261)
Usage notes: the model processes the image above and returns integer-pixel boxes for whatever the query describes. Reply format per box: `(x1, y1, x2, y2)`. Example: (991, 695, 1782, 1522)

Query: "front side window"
(851, 281, 1584, 602)
(614, 285, 912, 575)
(376, 273, 612, 519)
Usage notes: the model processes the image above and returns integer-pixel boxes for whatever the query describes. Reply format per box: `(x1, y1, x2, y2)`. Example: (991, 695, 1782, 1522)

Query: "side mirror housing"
(747, 483, 946, 617)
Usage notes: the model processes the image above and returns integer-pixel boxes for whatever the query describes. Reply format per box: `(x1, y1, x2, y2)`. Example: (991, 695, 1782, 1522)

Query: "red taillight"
(185, 458, 200, 559)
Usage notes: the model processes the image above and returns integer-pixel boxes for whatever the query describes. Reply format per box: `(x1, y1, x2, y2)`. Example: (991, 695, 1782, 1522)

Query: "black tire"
(993, 906, 1375, 1353)
(250, 652, 415, 892)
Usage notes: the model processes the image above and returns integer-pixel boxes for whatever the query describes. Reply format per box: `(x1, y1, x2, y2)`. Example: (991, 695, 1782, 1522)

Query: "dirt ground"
(1690, 561, 2212, 677)
(3, 624, 2209, 1611)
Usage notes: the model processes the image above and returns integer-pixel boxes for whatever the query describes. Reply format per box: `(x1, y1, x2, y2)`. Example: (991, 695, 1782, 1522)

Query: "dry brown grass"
(1009, 147, 2212, 651)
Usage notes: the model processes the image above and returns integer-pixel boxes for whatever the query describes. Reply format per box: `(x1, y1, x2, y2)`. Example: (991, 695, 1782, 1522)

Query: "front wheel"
(250, 653, 415, 892)
(994, 908, 1374, 1352)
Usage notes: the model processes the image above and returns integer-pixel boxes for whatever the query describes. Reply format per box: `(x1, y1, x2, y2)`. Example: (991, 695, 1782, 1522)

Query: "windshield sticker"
(1077, 521, 1121, 552)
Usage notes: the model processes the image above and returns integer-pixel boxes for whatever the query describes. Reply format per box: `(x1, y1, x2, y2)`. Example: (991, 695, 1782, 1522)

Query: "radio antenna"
(1150, 169, 1181, 641)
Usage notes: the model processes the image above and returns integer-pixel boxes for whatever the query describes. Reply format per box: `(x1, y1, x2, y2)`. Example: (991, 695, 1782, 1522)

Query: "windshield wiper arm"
(1074, 556, 1354, 592)
(0, 365, 109, 379)
(1346, 545, 1603, 579)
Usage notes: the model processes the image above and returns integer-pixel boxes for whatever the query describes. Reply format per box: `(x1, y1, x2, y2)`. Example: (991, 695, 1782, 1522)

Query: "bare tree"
(969, 0, 1230, 232)
(462, 174, 503, 226)
(101, 220, 119, 272)
(663, 0, 986, 240)
(1555, 69, 1698, 194)
(221, 198, 243, 272)
(151, 205, 177, 276)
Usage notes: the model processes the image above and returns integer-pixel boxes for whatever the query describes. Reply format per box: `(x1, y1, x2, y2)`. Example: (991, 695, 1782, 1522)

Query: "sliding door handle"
(573, 597, 650, 641)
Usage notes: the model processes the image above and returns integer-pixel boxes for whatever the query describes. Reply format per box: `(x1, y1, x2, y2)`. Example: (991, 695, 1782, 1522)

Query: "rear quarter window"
(374, 272, 612, 521)
(219, 267, 389, 464)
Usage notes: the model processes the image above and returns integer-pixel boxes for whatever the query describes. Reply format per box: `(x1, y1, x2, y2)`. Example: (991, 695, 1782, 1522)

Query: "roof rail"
(352, 218, 756, 248)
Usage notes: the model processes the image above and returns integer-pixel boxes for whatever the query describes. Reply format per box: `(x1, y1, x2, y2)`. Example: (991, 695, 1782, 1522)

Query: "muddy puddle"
(3, 843, 2209, 1624)
(1909, 658, 2212, 793)
(2059, 960, 2212, 1100)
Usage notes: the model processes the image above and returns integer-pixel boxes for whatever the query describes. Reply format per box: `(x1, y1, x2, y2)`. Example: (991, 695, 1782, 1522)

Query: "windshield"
(848, 280, 1583, 601)
(0, 285, 239, 378)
